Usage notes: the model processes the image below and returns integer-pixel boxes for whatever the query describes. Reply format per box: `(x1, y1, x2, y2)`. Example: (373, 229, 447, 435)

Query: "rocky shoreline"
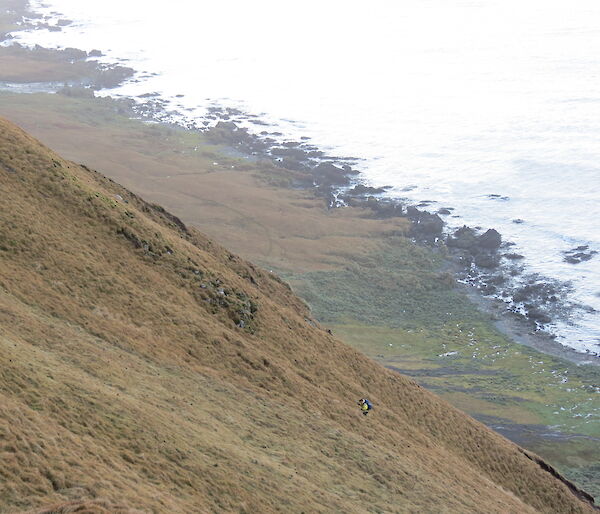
(1, 1, 597, 363)
(186, 110, 598, 363)
(0, 1, 133, 89)
(143, 101, 598, 362)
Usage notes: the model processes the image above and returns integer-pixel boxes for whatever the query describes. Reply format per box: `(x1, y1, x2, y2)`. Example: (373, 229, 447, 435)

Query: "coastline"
(2, 1, 597, 358)
(460, 283, 598, 366)
(1, 0, 599, 499)
(203, 115, 600, 364)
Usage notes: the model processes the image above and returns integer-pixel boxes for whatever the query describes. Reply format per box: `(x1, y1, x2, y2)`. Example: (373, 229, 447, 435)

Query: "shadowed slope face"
(0, 116, 595, 513)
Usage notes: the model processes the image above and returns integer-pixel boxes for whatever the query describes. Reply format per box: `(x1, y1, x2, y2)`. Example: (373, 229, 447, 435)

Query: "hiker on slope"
(358, 398, 373, 416)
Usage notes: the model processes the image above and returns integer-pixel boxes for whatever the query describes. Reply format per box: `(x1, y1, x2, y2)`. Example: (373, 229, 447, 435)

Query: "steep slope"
(0, 116, 596, 513)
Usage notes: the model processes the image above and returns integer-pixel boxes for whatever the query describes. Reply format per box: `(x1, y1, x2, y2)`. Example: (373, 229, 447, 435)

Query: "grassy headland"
(0, 83, 598, 502)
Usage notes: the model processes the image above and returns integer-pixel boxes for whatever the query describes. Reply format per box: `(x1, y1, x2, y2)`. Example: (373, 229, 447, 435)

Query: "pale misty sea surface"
(13, 0, 600, 354)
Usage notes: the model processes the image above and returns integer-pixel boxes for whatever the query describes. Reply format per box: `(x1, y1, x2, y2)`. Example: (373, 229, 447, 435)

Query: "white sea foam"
(11, 0, 600, 354)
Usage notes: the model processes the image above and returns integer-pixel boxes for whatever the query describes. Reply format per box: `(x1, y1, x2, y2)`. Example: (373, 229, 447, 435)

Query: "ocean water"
(10, 0, 600, 354)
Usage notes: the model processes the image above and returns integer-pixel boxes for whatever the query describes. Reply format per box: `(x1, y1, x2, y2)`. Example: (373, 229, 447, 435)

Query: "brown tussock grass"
(0, 116, 596, 513)
(23, 498, 139, 513)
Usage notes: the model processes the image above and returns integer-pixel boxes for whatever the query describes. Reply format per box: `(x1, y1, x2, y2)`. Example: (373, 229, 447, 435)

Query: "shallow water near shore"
(10, 0, 600, 354)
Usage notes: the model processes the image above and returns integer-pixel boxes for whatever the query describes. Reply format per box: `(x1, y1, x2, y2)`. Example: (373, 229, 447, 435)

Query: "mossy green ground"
(2, 89, 598, 500)
(283, 237, 600, 499)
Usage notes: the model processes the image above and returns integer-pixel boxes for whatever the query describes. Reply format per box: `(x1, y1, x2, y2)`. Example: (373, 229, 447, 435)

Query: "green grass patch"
(284, 236, 467, 328)
(281, 238, 600, 499)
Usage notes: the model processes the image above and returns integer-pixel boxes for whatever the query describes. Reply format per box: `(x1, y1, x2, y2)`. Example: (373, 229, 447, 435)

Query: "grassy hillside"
(1, 90, 598, 501)
(0, 118, 597, 512)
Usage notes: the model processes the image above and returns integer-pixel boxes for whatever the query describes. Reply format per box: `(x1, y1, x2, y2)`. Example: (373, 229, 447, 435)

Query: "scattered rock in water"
(512, 219, 525, 224)
(341, 164, 360, 175)
(562, 245, 597, 264)
(344, 184, 389, 196)
(504, 252, 525, 260)
(524, 305, 552, 324)
(512, 280, 560, 306)
(487, 274, 507, 286)
(438, 208, 452, 215)
(487, 194, 510, 201)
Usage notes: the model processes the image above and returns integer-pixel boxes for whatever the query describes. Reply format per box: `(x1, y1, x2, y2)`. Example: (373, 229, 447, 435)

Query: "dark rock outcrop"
(312, 162, 350, 186)
(415, 212, 444, 236)
(215, 120, 238, 131)
(478, 229, 502, 250)
(407, 208, 443, 238)
(474, 253, 500, 269)
(447, 227, 501, 268)
(279, 158, 307, 172)
(271, 146, 310, 160)
(447, 226, 478, 250)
